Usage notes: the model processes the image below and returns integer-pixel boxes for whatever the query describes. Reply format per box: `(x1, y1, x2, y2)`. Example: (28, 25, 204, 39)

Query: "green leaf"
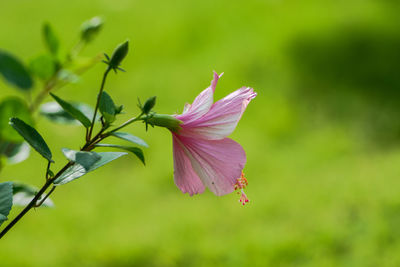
(0, 141, 30, 164)
(99, 91, 116, 124)
(110, 132, 148, 147)
(29, 54, 56, 80)
(40, 101, 95, 125)
(9, 118, 53, 162)
(0, 50, 33, 90)
(12, 182, 54, 208)
(0, 182, 13, 226)
(41, 102, 94, 124)
(0, 97, 33, 142)
(50, 93, 92, 128)
(53, 152, 127, 185)
(61, 148, 101, 170)
(95, 144, 145, 165)
(0, 214, 7, 223)
(43, 23, 59, 56)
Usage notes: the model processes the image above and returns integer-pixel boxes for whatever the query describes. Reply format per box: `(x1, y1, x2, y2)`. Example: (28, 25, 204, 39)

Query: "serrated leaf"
(29, 54, 56, 80)
(50, 93, 91, 128)
(0, 141, 30, 164)
(12, 182, 53, 208)
(0, 50, 33, 90)
(99, 91, 116, 124)
(43, 23, 59, 56)
(0, 97, 33, 142)
(62, 148, 101, 170)
(40, 101, 95, 125)
(0, 182, 13, 226)
(54, 152, 127, 185)
(9, 118, 53, 162)
(110, 132, 148, 148)
(95, 144, 145, 165)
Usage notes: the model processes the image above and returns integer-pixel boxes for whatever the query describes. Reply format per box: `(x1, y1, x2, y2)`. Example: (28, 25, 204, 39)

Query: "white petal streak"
(182, 136, 246, 196)
(172, 135, 205, 195)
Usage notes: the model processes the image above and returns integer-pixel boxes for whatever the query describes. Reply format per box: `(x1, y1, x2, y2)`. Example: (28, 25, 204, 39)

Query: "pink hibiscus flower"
(172, 72, 256, 204)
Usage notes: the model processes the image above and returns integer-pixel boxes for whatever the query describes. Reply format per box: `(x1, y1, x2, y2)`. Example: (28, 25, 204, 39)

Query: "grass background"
(1, 0, 400, 266)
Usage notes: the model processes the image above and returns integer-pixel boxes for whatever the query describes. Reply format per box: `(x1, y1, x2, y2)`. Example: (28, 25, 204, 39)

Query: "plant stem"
(87, 67, 111, 141)
(0, 162, 72, 239)
(30, 77, 57, 112)
(45, 161, 51, 180)
(0, 124, 108, 239)
(82, 126, 108, 151)
(0, 104, 145, 239)
(68, 40, 85, 61)
(104, 113, 144, 136)
(34, 186, 56, 208)
(0, 181, 51, 239)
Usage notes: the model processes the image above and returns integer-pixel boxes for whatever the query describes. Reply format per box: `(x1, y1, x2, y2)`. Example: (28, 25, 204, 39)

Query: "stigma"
(239, 191, 249, 206)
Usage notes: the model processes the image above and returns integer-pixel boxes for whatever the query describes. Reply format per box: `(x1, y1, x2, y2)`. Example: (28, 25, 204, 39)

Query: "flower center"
(234, 172, 248, 190)
(234, 172, 249, 206)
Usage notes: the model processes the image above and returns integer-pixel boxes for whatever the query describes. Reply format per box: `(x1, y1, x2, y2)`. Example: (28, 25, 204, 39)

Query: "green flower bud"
(142, 96, 156, 114)
(147, 114, 182, 132)
(109, 41, 129, 69)
(115, 105, 124, 115)
(81, 17, 103, 42)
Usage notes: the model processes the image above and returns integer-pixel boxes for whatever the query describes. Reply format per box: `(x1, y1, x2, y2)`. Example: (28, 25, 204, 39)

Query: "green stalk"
(87, 67, 111, 141)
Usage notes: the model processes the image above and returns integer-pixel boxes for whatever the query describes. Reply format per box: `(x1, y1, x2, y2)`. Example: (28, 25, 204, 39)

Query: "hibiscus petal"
(176, 72, 222, 124)
(180, 136, 246, 196)
(172, 134, 205, 195)
(180, 87, 257, 140)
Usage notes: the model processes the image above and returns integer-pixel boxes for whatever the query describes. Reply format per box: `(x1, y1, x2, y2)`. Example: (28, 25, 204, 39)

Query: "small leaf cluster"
(99, 91, 123, 126)
(0, 31, 155, 232)
(0, 17, 104, 169)
(0, 16, 105, 223)
(0, 17, 105, 227)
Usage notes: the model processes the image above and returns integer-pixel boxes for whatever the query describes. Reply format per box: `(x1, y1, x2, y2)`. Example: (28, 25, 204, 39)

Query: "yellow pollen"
(234, 172, 250, 206)
(234, 172, 248, 191)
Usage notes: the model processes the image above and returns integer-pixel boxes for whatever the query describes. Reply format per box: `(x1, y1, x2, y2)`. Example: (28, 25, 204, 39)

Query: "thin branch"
(87, 67, 111, 141)
(104, 113, 144, 136)
(0, 161, 73, 239)
(0, 105, 145, 239)
(30, 77, 57, 112)
(45, 161, 51, 180)
(34, 186, 56, 208)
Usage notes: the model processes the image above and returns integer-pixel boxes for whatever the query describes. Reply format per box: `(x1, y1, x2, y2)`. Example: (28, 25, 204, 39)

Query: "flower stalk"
(87, 66, 111, 141)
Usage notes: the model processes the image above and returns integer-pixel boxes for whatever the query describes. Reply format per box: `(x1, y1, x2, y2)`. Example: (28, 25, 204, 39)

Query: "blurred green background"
(1, 0, 400, 266)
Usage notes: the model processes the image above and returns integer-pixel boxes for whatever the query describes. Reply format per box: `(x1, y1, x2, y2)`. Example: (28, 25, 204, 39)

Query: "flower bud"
(115, 105, 124, 115)
(147, 114, 182, 132)
(109, 40, 129, 69)
(81, 17, 103, 42)
(142, 96, 156, 114)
